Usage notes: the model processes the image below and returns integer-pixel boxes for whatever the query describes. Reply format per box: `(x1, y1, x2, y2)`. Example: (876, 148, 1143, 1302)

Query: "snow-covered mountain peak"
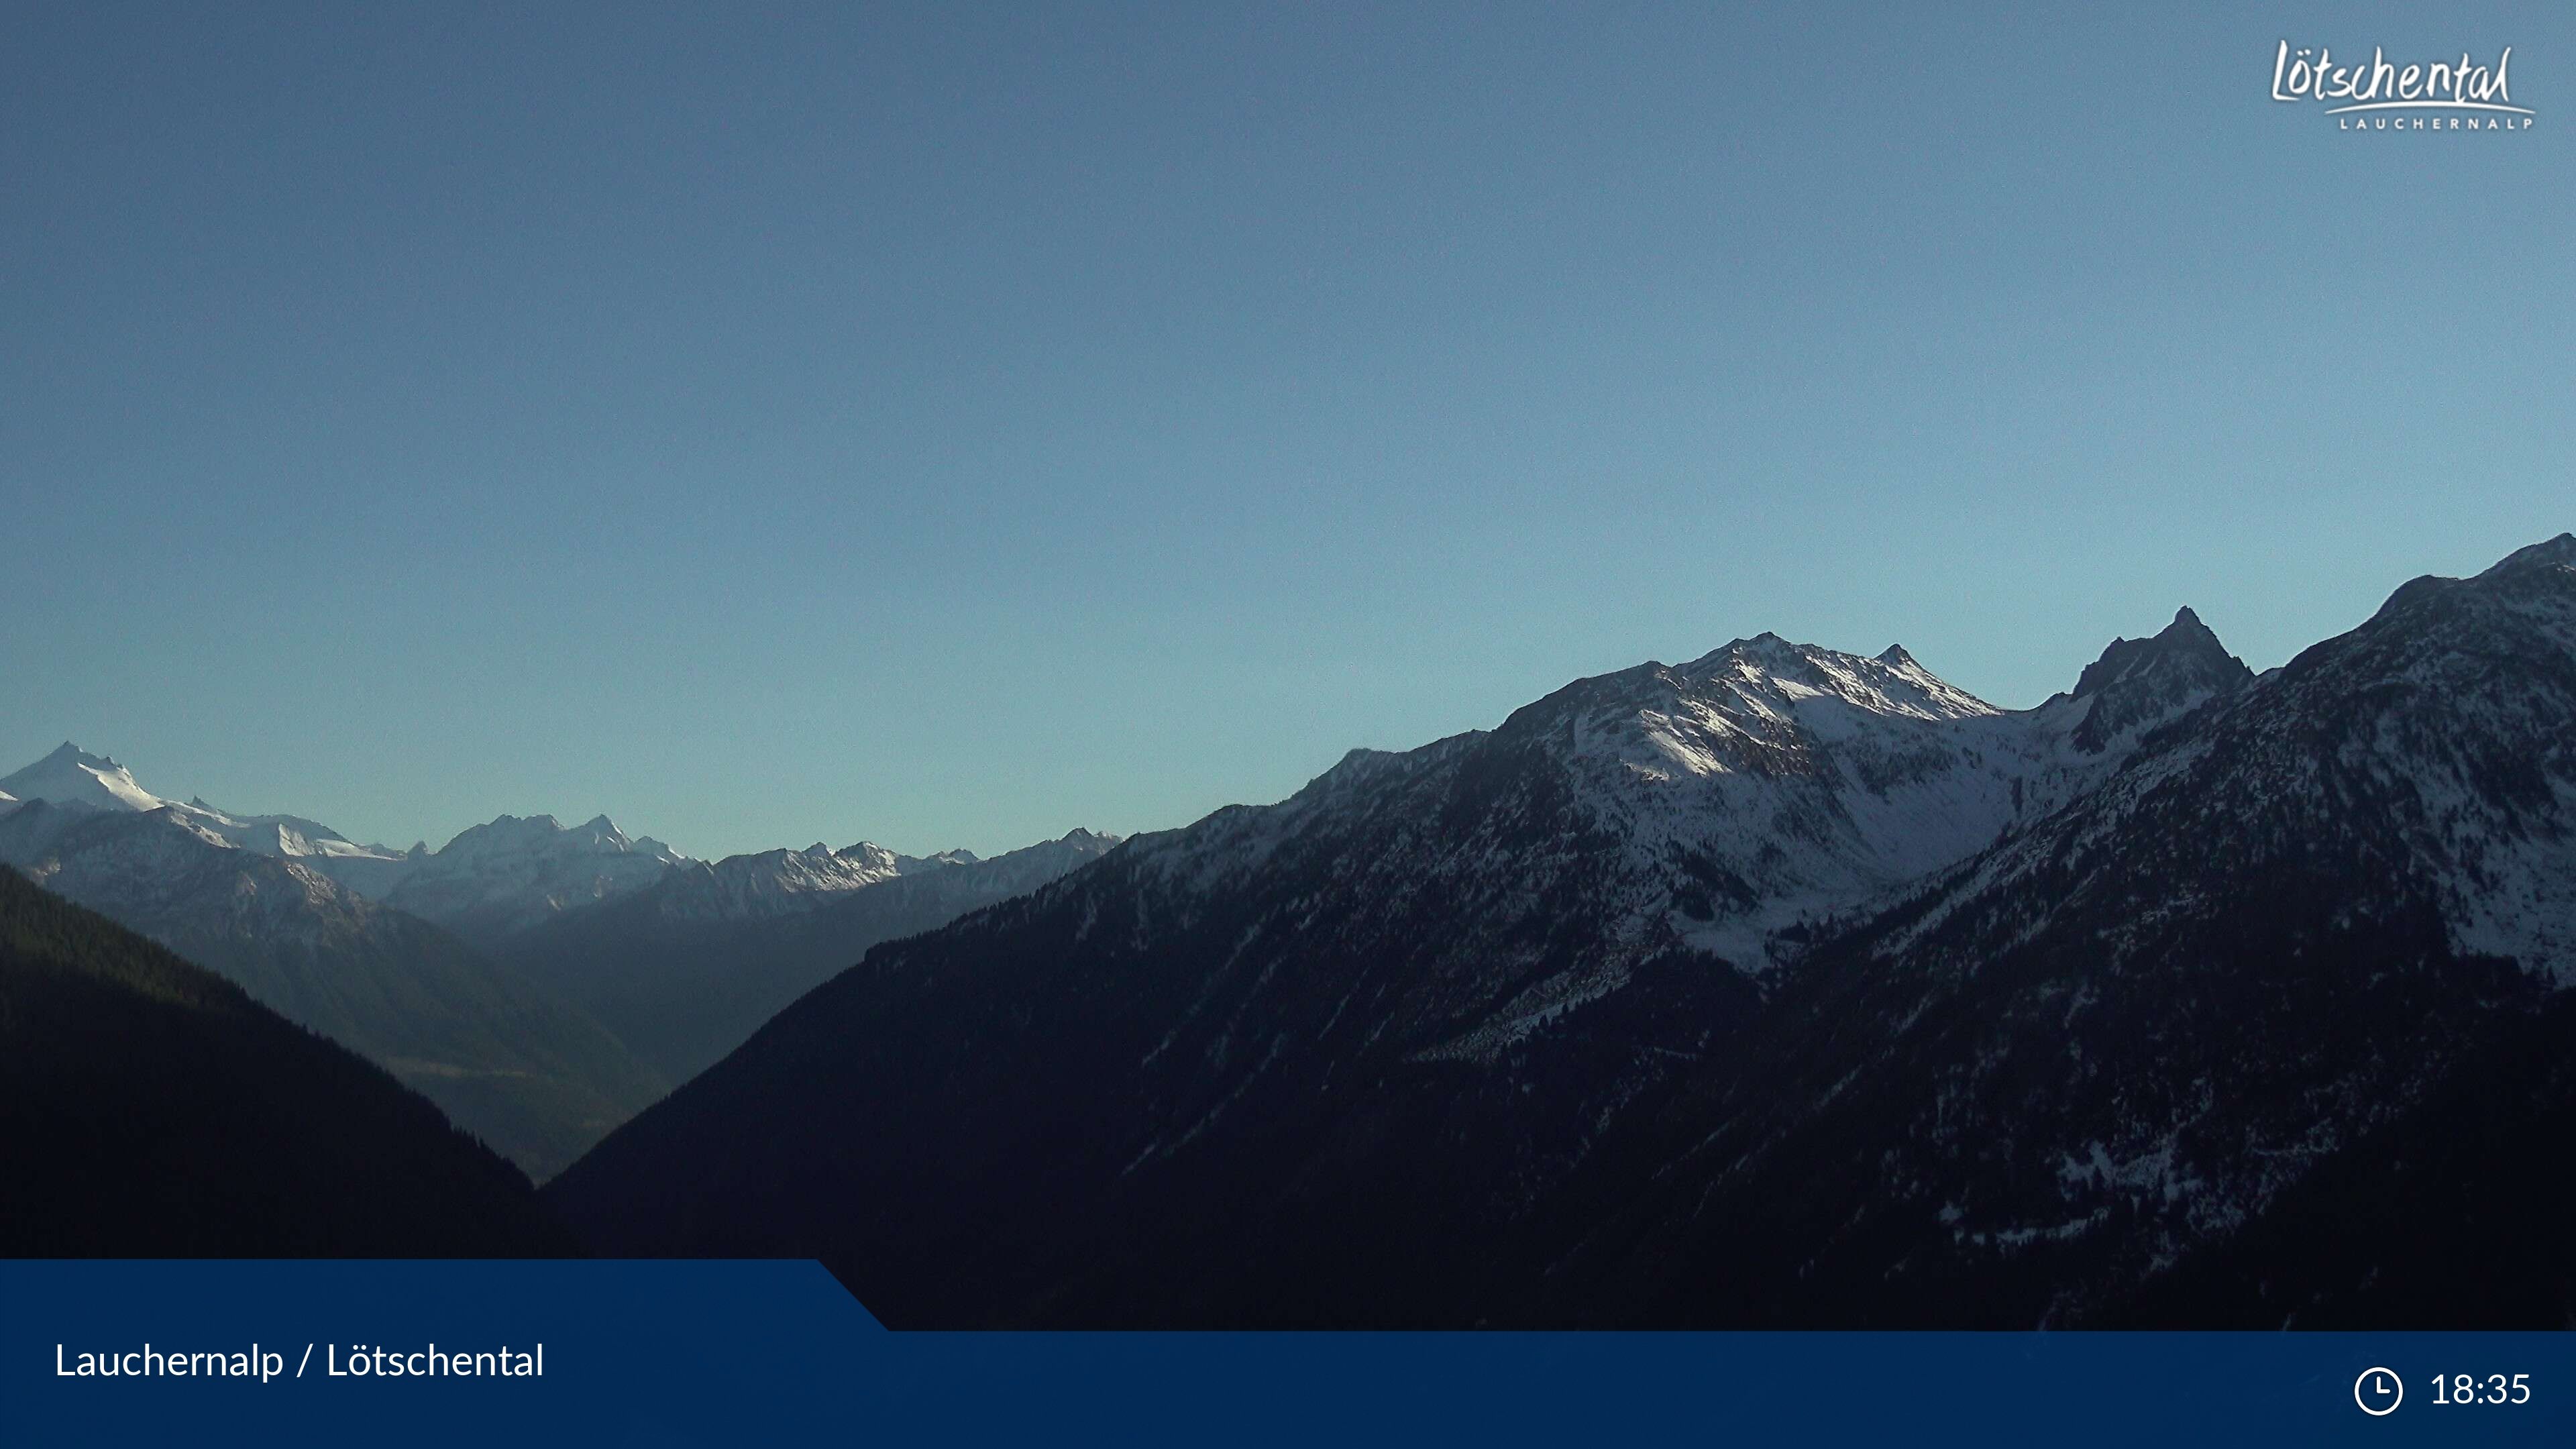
(1120, 612, 2283, 1014)
(433, 812, 678, 862)
(1680, 636, 1998, 725)
(356, 811, 688, 943)
(638, 839, 923, 924)
(0, 746, 424, 868)
(0, 742, 168, 814)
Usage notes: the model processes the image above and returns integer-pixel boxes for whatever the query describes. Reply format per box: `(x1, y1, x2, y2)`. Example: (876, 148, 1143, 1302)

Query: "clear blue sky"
(5, 3, 2568, 859)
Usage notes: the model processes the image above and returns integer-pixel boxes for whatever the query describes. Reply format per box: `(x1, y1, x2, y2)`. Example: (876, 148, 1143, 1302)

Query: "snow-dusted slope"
(1529, 535, 2576, 1327)
(1888, 537, 2576, 986)
(1511, 621, 2247, 979)
(1106, 610, 2250, 1054)
(175, 796, 409, 863)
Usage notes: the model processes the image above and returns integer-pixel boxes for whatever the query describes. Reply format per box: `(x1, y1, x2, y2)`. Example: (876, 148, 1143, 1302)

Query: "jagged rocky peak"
(2062, 606, 2255, 755)
(2070, 606, 2246, 698)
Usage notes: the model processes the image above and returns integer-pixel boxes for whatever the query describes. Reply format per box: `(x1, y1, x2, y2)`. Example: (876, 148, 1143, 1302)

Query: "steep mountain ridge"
(1, 867, 573, 1256)
(545, 596, 2269, 1324)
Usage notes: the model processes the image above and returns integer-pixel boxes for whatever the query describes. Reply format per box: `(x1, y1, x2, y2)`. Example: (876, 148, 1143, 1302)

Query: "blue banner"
(3, 1260, 2567, 1446)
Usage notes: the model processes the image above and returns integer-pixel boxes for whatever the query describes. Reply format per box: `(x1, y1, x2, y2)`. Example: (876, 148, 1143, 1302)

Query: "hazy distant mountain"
(547, 537, 2573, 1328)
(0, 749, 691, 946)
(0, 796, 664, 1180)
(0, 739, 1120, 1170)
(619, 839, 941, 924)
(0, 867, 572, 1255)
(306, 813, 688, 947)
(504, 830, 1121, 1083)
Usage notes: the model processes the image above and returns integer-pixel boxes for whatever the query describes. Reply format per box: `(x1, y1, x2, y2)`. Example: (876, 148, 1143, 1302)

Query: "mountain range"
(0, 790, 663, 1179)
(0, 747, 1114, 1179)
(9, 535, 2567, 1324)
(546, 535, 2576, 1328)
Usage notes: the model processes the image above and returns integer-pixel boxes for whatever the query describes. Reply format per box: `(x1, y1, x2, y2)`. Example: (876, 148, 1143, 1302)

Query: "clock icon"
(2355, 1367, 2404, 1416)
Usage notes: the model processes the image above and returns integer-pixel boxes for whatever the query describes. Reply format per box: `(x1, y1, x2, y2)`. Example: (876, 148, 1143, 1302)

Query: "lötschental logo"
(2271, 42, 2536, 132)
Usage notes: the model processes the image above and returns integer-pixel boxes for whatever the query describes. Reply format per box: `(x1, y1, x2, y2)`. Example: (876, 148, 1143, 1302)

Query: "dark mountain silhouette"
(0, 867, 574, 1256)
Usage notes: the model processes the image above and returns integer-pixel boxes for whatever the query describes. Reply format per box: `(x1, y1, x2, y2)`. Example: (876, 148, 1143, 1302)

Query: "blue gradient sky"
(5, 3, 2569, 858)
